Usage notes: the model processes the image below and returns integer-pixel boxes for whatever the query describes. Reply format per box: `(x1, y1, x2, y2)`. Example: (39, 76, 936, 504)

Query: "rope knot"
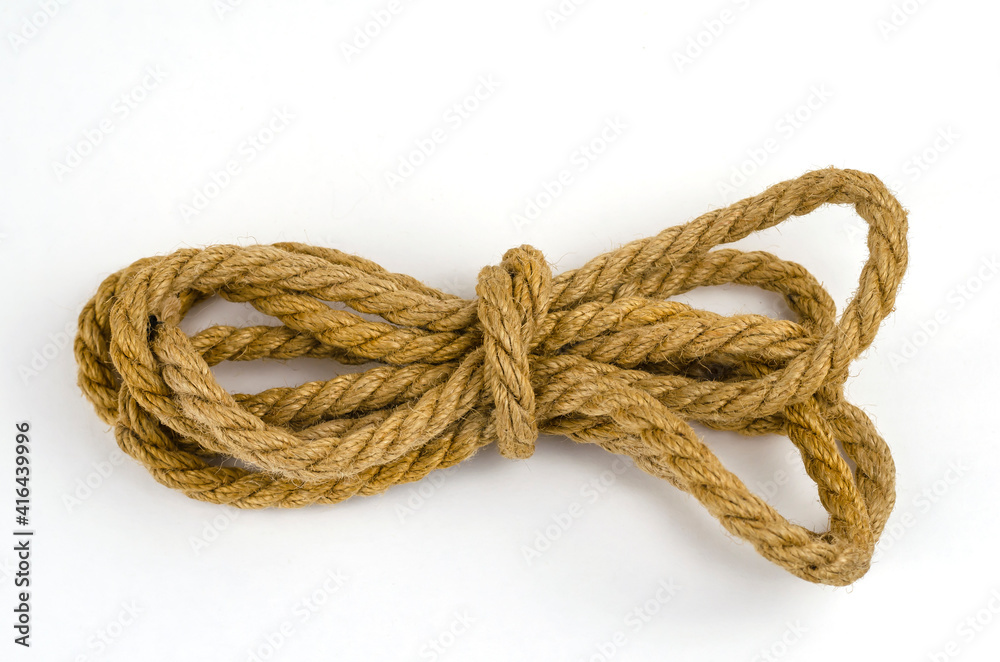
(75, 168, 910, 586)
(476, 245, 552, 460)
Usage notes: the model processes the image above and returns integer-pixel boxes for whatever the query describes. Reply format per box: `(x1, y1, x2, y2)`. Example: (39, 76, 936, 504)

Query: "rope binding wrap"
(74, 168, 908, 586)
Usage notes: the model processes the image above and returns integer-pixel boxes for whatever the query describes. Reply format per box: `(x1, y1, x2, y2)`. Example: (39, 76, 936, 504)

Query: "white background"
(2, 1, 999, 660)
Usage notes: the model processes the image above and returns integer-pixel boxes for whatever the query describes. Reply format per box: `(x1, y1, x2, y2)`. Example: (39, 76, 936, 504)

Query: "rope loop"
(74, 168, 908, 585)
(477, 245, 552, 460)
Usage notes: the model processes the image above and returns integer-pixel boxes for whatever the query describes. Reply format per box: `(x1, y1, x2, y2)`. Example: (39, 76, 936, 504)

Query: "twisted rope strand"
(74, 167, 907, 586)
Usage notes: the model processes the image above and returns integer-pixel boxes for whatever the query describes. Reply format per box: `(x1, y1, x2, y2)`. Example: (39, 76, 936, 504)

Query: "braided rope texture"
(75, 168, 907, 586)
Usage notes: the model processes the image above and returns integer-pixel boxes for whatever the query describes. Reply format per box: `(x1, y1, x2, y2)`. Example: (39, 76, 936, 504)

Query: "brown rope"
(74, 168, 907, 586)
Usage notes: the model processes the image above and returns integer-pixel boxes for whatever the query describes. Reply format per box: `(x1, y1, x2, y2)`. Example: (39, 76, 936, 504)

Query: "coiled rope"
(75, 168, 907, 586)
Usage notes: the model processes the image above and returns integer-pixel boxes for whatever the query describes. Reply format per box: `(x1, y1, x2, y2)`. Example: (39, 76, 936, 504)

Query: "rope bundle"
(75, 168, 907, 586)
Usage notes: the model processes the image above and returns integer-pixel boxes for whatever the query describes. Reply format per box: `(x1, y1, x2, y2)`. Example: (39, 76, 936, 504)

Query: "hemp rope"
(75, 168, 907, 586)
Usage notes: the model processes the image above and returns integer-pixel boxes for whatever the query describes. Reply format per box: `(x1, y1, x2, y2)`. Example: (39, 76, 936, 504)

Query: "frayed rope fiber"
(75, 168, 907, 586)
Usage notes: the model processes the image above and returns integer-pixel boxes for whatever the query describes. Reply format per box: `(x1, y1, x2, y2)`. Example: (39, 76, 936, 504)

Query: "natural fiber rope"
(75, 168, 907, 586)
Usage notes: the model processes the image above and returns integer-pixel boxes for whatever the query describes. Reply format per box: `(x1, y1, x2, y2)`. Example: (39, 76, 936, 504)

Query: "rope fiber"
(75, 167, 908, 586)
